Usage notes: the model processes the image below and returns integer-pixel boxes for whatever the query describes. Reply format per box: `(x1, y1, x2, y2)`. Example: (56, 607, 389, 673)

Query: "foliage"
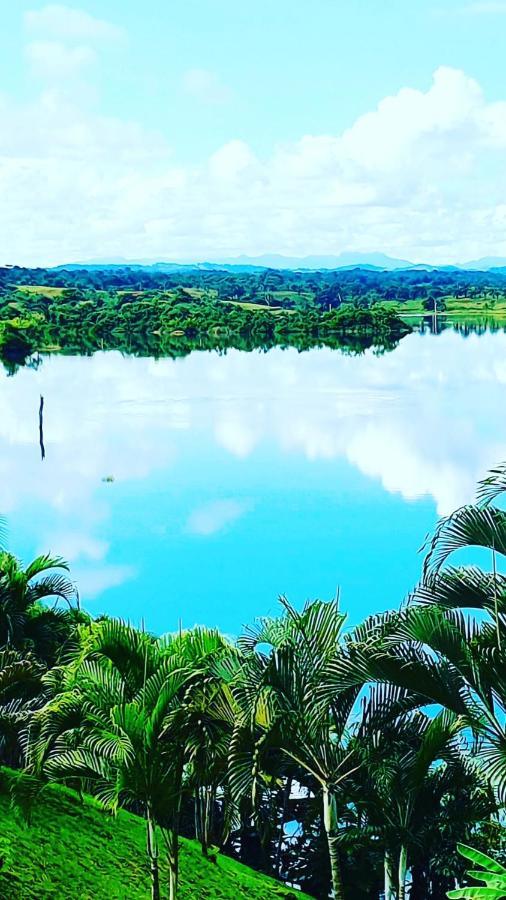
(0, 280, 411, 371)
(6, 458, 506, 895)
(447, 844, 506, 898)
(0, 552, 79, 665)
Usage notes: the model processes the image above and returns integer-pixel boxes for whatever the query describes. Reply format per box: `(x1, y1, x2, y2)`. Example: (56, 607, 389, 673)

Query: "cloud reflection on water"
(0, 328, 505, 627)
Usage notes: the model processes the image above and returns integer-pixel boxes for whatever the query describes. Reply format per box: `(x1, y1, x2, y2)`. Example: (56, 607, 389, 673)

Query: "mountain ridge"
(52, 253, 506, 273)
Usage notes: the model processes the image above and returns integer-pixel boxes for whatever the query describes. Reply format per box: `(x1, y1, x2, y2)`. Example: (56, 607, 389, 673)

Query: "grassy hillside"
(0, 773, 307, 899)
(389, 297, 506, 318)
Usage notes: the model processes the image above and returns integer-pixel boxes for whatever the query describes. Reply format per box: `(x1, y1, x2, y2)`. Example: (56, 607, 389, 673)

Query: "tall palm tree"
(356, 694, 469, 900)
(29, 618, 234, 900)
(313, 462, 506, 895)
(226, 596, 366, 900)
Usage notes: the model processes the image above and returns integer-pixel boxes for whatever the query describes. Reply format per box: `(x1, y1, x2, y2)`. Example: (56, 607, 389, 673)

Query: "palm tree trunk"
(384, 849, 395, 900)
(202, 786, 211, 857)
(398, 844, 408, 900)
(194, 792, 200, 842)
(146, 810, 160, 900)
(322, 787, 345, 900)
(199, 787, 208, 857)
(275, 777, 291, 878)
(164, 828, 179, 900)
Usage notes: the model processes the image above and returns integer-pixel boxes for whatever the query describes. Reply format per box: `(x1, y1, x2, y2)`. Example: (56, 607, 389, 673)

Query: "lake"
(1, 325, 505, 637)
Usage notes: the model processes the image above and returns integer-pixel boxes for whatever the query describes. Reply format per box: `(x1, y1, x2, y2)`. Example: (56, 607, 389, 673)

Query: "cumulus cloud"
(25, 39, 97, 78)
(182, 68, 232, 105)
(4, 56, 506, 263)
(23, 6, 125, 86)
(186, 499, 252, 535)
(24, 4, 125, 43)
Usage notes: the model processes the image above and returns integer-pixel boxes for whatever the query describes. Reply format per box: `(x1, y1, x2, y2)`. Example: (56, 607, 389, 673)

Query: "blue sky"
(2, 1, 506, 264)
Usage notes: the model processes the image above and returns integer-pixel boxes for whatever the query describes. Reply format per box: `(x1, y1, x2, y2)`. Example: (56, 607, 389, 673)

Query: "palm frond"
(477, 462, 506, 507)
(424, 506, 506, 575)
(412, 566, 506, 613)
(24, 554, 70, 580)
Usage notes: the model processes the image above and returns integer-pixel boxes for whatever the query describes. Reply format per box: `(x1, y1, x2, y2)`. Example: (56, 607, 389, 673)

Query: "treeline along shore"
(3, 262, 506, 369)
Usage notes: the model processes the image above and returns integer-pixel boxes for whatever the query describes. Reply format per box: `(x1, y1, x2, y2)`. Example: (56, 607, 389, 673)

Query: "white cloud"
(41, 532, 108, 562)
(25, 40, 97, 78)
(186, 499, 252, 535)
(5, 62, 506, 263)
(72, 564, 137, 599)
(461, 1, 506, 12)
(208, 140, 258, 181)
(182, 68, 232, 105)
(24, 5, 125, 42)
(215, 418, 259, 457)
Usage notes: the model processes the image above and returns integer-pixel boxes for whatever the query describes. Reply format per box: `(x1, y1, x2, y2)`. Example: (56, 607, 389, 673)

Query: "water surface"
(1, 329, 505, 635)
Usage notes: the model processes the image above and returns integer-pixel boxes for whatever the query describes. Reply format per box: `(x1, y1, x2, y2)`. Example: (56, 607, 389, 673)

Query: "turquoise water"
(1, 328, 505, 636)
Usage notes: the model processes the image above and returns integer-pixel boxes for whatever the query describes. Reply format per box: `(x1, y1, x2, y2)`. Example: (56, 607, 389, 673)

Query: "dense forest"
(4, 263, 506, 306)
(4, 261, 506, 371)
(0, 266, 417, 371)
(4, 464, 506, 898)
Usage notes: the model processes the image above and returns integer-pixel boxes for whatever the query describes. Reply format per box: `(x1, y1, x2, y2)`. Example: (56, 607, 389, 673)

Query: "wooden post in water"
(39, 395, 45, 461)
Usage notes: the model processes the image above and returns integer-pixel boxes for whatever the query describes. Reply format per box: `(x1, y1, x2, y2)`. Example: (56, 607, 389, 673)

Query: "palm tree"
(226, 597, 365, 900)
(29, 619, 234, 900)
(355, 694, 472, 900)
(0, 552, 77, 664)
(406, 462, 506, 799)
(0, 648, 44, 766)
(311, 462, 506, 895)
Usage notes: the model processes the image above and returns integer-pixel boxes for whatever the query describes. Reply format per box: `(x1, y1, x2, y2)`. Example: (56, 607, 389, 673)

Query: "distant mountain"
(56, 253, 416, 272)
(55, 259, 192, 272)
(203, 253, 415, 270)
(54, 253, 506, 274)
(463, 257, 506, 271)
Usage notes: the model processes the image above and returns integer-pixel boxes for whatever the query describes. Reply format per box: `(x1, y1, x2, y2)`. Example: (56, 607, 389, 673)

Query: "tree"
(317, 462, 506, 894)
(0, 648, 44, 766)
(0, 552, 77, 665)
(29, 619, 234, 900)
(356, 698, 479, 900)
(227, 597, 365, 900)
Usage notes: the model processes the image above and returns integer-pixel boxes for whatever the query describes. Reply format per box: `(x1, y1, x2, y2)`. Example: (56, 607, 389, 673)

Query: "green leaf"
(447, 890, 506, 898)
(457, 844, 506, 875)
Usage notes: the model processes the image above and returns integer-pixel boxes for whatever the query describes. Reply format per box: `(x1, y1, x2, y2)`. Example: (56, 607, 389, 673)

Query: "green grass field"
(15, 285, 67, 297)
(0, 773, 306, 899)
(386, 297, 506, 319)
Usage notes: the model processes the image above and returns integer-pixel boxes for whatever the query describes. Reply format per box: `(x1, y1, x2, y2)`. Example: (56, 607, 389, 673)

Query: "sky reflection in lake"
(1, 329, 505, 635)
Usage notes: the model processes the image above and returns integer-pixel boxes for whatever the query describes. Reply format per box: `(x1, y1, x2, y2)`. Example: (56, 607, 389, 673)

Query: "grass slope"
(0, 774, 308, 899)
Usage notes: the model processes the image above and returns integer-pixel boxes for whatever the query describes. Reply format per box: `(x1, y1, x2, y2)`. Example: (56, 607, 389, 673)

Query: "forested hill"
(3, 263, 506, 306)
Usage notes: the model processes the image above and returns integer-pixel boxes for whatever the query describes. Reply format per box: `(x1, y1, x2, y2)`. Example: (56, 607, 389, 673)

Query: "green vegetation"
(6, 262, 506, 308)
(5, 261, 506, 370)
(0, 284, 410, 373)
(447, 845, 506, 899)
(5, 463, 506, 896)
(0, 772, 303, 899)
(388, 296, 506, 319)
(4, 262, 506, 371)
